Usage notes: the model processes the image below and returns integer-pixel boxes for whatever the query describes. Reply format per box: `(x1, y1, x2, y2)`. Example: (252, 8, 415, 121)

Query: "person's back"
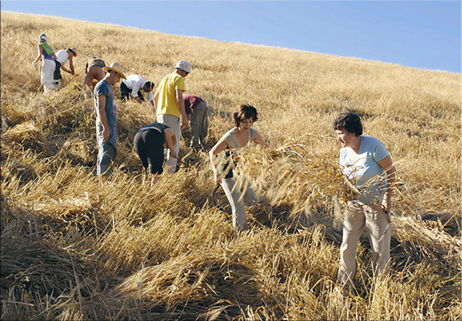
(156, 72, 184, 117)
(56, 50, 69, 64)
(84, 57, 106, 98)
(86, 58, 105, 73)
(154, 60, 191, 173)
(54, 48, 76, 88)
(32, 33, 58, 93)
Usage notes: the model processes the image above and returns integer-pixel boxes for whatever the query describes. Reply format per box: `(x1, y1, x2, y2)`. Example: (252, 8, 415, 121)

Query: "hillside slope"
(1, 12, 461, 320)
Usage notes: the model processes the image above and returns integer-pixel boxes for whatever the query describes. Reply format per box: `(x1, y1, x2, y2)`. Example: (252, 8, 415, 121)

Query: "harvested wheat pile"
(58, 137, 95, 166)
(1, 122, 52, 159)
(115, 247, 262, 318)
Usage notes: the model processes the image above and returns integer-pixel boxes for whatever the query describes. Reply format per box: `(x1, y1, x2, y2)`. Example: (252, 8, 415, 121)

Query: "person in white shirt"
(120, 75, 155, 106)
(53, 48, 77, 88)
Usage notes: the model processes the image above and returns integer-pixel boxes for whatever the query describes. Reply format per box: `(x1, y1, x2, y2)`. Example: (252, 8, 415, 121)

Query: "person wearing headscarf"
(32, 33, 58, 92)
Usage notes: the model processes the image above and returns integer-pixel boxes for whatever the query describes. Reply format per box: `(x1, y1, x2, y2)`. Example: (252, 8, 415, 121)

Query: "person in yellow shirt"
(154, 60, 191, 173)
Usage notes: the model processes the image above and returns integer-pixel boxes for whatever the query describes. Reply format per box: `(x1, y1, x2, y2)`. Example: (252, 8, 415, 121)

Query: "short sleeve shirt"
(340, 136, 389, 204)
(183, 94, 204, 114)
(123, 75, 152, 100)
(218, 128, 257, 178)
(155, 72, 185, 117)
(94, 80, 117, 127)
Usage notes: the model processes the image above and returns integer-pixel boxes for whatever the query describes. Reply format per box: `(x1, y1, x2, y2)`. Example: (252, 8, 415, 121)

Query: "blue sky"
(2, 1, 461, 73)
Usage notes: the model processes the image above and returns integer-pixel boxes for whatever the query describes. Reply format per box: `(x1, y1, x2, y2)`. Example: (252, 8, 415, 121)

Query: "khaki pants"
(221, 177, 255, 232)
(157, 114, 180, 173)
(337, 202, 391, 289)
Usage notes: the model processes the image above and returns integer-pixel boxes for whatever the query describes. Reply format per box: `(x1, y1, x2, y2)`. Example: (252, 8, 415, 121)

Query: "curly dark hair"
(333, 112, 363, 136)
(233, 104, 258, 127)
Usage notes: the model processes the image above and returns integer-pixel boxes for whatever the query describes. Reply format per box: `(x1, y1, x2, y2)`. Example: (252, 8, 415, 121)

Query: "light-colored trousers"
(41, 59, 57, 92)
(190, 101, 208, 147)
(156, 114, 180, 173)
(221, 177, 255, 232)
(337, 202, 391, 289)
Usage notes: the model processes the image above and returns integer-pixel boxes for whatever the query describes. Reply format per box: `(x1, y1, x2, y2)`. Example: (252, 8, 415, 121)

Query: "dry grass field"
(1, 11, 461, 320)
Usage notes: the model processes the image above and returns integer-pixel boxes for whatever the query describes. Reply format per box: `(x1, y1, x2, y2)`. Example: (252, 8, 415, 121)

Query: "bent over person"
(134, 122, 177, 187)
(333, 111, 396, 294)
(84, 57, 106, 98)
(53, 47, 77, 88)
(94, 62, 126, 186)
(210, 105, 268, 233)
(121, 75, 155, 106)
(184, 94, 209, 150)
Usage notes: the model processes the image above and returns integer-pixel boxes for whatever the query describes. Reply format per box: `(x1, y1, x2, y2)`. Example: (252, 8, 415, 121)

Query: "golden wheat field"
(1, 11, 461, 320)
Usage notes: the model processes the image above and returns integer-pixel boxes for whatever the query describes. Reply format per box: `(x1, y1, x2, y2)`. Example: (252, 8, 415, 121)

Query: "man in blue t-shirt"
(94, 62, 126, 186)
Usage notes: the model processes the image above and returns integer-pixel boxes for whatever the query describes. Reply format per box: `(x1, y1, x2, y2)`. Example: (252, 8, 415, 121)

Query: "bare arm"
(209, 138, 228, 184)
(176, 89, 188, 128)
(63, 53, 75, 75)
(68, 55, 75, 74)
(96, 94, 109, 142)
(253, 131, 268, 148)
(153, 91, 158, 114)
(377, 155, 396, 214)
(32, 46, 43, 65)
(164, 128, 177, 158)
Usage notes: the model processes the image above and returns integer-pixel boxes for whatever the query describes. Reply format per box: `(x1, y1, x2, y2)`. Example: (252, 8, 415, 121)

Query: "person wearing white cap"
(94, 62, 126, 186)
(153, 60, 192, 173)
(53, 48, 77, 89)
(31, 34, 58, 93)
(120, 75, 155, 106)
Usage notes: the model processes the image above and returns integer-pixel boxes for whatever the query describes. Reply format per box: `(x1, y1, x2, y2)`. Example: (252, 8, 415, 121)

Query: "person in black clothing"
(134, 122, 177, 187)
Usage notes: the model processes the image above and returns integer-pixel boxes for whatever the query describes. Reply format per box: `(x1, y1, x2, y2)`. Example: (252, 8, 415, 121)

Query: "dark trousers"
(120, 82, 144, 101)
(53, 61, 62, 80)
(134, 129, 164, 174)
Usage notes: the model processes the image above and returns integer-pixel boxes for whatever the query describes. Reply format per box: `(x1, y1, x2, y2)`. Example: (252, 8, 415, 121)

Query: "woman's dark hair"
(333, 112, 363, 136)
(233, 104, 258, 127)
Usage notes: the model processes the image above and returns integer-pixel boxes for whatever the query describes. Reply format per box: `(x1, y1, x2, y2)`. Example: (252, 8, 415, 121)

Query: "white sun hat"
(175, 60, 192, 73)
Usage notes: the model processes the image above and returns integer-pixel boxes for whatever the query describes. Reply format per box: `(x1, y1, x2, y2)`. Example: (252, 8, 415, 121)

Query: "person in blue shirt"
(333, 111, 396, 294)
(94, 62, 126, 186)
